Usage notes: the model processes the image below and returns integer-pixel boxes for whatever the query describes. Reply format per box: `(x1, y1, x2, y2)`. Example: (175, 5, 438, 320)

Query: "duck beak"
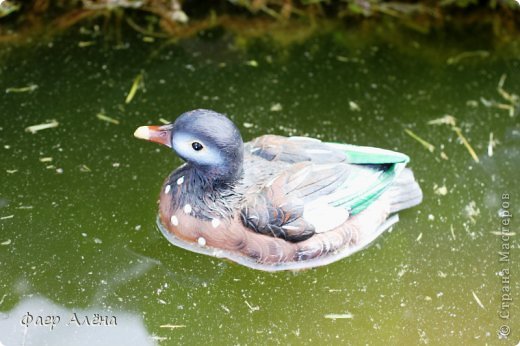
(133, 125, 172, 148)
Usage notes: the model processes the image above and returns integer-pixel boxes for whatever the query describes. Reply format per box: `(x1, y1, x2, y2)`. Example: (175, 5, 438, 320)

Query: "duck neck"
(167, 163, 241, 221)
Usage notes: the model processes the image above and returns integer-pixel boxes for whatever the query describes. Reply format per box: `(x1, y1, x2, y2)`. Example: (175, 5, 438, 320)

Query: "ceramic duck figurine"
(134, 109, 422, 271)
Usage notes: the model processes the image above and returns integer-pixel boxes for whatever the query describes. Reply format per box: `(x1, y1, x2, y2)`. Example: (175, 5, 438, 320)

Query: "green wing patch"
(327, 142, 409, 165)
(326, 142, 409, 215)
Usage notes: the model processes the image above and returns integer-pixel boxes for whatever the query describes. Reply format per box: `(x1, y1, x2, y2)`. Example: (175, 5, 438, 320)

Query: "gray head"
(134, 109, 244, 183)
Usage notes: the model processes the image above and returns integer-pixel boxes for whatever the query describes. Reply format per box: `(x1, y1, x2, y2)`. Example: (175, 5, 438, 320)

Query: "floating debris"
(349, 101, 361, 111)
(416, 232, 423, 241)
(466, 100, 478, 107)
(479, 75, 518, 117)
(497, 74, 518, 106)
(450, 225, 456, 240)
(220, 304, 230, 313)
(440, 151, 449, 160)
(245, 300, 260, 312)
(433, 184, 448, 196)
(25, 120, 59, 134)
(471, 290, 485, 310)
(270, 103, 283, 112)
(324, 313, 353, 320)
(243, 122, 254, 128)
(496, 74, 518, 117)
(404, 129, 435, 152)
(1, 215, 14, 220)
(151, 336, 167, 342)
(159, 118, 170, 125)
(488, 132, 498, 157)
(6, 84, 38, 93)
(495, 103, 515, 117)
(245, 60, 258, 67)
(464, 201, 480, 223)
(491, 231, 516, 236)
(429, 115, 479, 163)
(6, 169, 18, 174)
(0, 0, 20, 18)
(452, 126, 479, 163)
(428, 115, 457, 127)
(328, 289, 343, 292)
(96, 113, 120, 125)
(125, 72, 144, 104)
(1, 239, 11, 245)
(39, 157, 53, 163)
(160, 324, 186, 329)
(397, 267, 407, 278)
(78, 41, 95, 48)
(479, 97, 494, 108)
(446, 50, 489, 65)
(79, 164, 91, 172)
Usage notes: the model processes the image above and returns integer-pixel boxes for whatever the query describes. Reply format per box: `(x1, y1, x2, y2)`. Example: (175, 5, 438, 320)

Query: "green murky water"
(0, 26, 519, 345)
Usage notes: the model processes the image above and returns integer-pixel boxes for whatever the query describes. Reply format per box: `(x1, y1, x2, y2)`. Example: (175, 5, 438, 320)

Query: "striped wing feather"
(241, 135, 409, 240)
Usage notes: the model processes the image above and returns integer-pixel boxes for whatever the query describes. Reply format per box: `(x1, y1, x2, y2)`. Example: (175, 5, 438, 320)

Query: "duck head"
(134, 109, 244, 184)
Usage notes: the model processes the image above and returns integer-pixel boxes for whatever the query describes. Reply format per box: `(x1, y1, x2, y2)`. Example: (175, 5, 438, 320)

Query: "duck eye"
(191, 142, 203, 151)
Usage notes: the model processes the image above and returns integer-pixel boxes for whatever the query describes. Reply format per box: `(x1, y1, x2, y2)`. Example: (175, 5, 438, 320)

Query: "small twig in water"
(446, 50, 489, 65)
(452, 127, 479, 163)
(488, 132, 498, 157)
(245, 300, 260, 312)
(404, 129, 435, 152)
(497, 74, 519, 105)
(160, 324, 186, 329)
(96, 113, 120, 125)
(471, 290, 485, 310)
(78, 41, 95, 47)
(6, 84, 38, 93)
(125, 72, 144, 104)
(429, 115, 479, 163)
(428, 115, 457, 127)
(25, 120, 59, 134)
(324, 313, 353, 319)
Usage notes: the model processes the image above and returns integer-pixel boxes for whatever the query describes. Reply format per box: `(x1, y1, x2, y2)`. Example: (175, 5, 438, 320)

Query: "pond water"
(0, 25, 519, 345)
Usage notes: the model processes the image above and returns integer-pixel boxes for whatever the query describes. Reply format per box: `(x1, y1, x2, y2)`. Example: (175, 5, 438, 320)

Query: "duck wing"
(240, 135, 411, 241)
(240, 161, 350, 242)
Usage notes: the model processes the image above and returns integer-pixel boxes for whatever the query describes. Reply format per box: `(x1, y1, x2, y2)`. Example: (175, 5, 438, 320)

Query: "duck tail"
(387, 168, 423, 214)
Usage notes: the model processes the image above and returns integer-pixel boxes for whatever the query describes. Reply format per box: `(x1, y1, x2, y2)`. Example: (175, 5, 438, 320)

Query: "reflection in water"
(124, 242, 227, 289)
(0, 296, 157, 346)
(91, 246, 161, 304)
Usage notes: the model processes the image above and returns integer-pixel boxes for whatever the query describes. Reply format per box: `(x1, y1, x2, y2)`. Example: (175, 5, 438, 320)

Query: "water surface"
(0, 26, 519, 345)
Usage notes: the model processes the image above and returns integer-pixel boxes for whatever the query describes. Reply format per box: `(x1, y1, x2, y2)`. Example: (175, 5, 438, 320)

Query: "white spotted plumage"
(211, 218, 221, 228)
